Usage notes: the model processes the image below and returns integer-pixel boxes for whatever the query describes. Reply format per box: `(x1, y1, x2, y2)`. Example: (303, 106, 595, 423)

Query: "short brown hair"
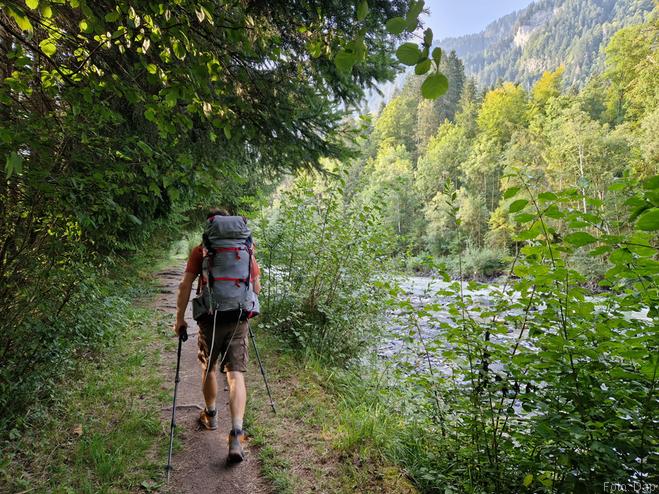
(208, 207, 230, 217)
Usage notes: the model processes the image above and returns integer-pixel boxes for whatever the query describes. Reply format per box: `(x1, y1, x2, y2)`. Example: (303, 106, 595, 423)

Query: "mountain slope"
(439, 0, 654, 88)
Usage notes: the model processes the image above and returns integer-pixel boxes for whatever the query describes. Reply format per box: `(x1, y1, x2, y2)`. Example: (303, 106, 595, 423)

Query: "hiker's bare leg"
(202, 367, 218, 410)
(226, 370, 246, 430)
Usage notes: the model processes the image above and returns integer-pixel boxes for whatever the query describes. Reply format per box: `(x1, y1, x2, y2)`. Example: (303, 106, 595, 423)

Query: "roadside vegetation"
(245, 332, 419, 494)
(0, 250, 174, 493)
(257, 166, 657, 492)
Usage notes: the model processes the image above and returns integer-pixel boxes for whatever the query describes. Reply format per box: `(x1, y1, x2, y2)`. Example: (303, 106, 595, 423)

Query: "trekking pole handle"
(178, 326, 188, 342)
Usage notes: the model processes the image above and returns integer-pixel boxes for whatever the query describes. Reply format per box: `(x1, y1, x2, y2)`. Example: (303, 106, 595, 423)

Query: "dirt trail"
(155, 266, 271, 494)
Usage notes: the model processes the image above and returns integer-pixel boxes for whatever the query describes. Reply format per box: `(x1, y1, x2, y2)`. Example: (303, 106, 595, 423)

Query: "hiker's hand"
(175, 320, 188, 340)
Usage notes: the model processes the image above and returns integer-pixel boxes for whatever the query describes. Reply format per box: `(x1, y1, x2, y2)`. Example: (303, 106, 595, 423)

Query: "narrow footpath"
(155, 266, 271, 494)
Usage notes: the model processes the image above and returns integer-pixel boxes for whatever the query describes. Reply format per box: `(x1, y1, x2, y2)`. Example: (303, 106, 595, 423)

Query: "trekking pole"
(166, 327, 188, 482)
(247, 322, 276, 414)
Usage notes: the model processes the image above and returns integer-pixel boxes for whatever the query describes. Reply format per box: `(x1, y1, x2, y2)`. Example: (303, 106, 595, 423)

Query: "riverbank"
(245, 331, 419, 494)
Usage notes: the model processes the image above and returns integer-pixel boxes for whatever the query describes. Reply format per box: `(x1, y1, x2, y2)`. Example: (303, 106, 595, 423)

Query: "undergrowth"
(0, 243, 184, 493)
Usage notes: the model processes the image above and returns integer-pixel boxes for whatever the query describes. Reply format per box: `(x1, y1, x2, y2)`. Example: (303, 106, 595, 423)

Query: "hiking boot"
(227, 428, 246, 462)
(198, 408, 217, 430)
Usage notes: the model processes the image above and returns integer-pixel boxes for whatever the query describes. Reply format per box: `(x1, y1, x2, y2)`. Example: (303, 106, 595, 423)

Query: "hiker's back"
(193, 215, 260, 320)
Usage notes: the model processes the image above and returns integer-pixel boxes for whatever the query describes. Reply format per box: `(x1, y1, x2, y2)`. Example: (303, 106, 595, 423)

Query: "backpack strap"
(212, 276, 249, 288)
(213, 246, 249, 259)
(201, 244, 213, 290)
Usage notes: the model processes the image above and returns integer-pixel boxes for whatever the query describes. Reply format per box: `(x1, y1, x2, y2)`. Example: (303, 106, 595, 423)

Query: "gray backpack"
(192, 215, 260, 321)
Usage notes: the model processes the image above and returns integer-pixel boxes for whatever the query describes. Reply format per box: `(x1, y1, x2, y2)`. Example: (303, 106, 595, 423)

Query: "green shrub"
(443, 245, 508, 279)
(255, 170, 393, 363)
(400, 252, 437, 275)
(0, 221, 181, 436)
(568, 248, 610, 287)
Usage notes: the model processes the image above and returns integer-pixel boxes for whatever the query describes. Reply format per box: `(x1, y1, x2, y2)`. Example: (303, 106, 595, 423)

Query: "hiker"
(174, 208, 261, 463)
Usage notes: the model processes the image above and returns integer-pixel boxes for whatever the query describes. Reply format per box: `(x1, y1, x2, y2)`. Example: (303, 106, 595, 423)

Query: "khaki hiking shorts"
(197, 315, 248, 374)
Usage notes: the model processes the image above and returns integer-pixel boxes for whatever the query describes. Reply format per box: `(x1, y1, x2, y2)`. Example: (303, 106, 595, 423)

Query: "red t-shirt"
(185, 245, 261, 287)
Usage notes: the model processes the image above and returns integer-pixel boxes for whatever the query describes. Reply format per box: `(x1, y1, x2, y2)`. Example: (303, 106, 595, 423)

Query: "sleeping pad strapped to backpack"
(192, 215, 260, 322)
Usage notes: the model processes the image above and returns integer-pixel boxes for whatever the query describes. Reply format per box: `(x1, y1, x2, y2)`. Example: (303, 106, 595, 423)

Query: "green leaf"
(627, 242, 655, 257)
(636, 208, 659, 231)
(516, 224, 542, 241)
(105, 11, 120, 22)
(346, 38, 367, 62)
(565, 232, 597, 247)
(127, 214, 142, 225)
(168, 187, 180, 201)
(146, 64, 157, 74)
(503, 186, 520, 199)
(586, 197, 603, 207)
(589, 245, 612, 256)
(405, 17, 418, 32)
(646, 190, 659, 207)
(171, 39, 185, 60)
(200, 6, 213, 25)
(164, 88, 178, 106)
(8, 8, 33, 31)
(431, 47, 442, 63)
(415, 58, 431, 75)
(26, 0, 39, 9)
(514, 213, 535, 224)
(396, 43, 421, 66)
(41, 5, 53, 18)
(523, 474, 533, 487)
(538, 192, 557, 201)
(39, 39, 57, 57)
(136, 141, 153, 156)
(421, 73, 448, 99)
(334, 49, 355, 72)
(509, 199, 529, 213)
(144, 108, 156, 122)
(544, 204, 563, 219)
(356, 0, 369, 21)
(629, 203, 650, 222)
(643, 175, 659, 190)
(407, 0, 424, 24)
(385, 17, 406, 35)
(308, 40, 323, 58)
(5, 151, 24, 178)
(423, 28, 432, 46)
(141, 479, 160, 492)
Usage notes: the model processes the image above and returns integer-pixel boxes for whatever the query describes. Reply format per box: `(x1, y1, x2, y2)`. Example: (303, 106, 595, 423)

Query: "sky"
(424, 0, 536, 39)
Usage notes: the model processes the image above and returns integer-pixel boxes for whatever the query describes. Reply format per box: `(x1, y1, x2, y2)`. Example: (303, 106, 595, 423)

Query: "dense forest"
(1, 0, 657, 492)
(440, 0, 654, 89)
(348, 8, 658, 278)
